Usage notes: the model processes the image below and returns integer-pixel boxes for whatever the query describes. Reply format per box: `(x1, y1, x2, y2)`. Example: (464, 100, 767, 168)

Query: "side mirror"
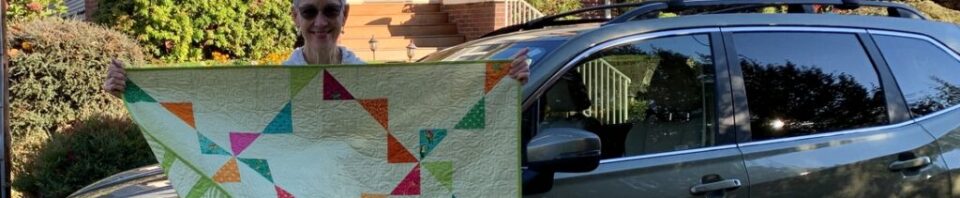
(526, 128, 601, 172)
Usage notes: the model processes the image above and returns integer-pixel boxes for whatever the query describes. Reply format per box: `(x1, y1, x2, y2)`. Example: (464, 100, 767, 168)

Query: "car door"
(523, 28, 750, 197)
(722, 27, 951, 197)
(866, 30, 960, 197)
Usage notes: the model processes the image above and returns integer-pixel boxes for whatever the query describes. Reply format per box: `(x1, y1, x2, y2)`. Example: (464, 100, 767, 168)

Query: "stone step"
(349, 3, 443, 14)
(342, 24, 458, 37)
(352, 48, 440, 62)
(339, 35, 464, 49)
(346, 12, 449, 26)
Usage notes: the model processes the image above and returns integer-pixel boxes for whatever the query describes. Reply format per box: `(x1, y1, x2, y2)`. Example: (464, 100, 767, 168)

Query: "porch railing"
(577, 59, 632, 124)
(504, 0, 545, 27)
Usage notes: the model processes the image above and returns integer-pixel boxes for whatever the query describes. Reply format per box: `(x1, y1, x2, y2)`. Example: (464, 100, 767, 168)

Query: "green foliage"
(7, 17, 146, 196)
(5, 0, 67, 21)
(93, 0, 297, 62)
(12, 115, 155, 198)
(526, 0, 582, 15)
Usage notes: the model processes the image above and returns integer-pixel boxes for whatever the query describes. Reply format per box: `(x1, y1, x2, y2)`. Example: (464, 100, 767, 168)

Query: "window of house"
(873, 35, 960, 117)
(733, 32, 889, 141)
(539, 34, 718, 158)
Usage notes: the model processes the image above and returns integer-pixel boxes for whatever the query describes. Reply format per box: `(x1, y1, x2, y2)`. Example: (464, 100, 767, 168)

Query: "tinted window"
(734, 32, 888, 141)
(540, 34, 716, 158)
(873, 35, 960, 117)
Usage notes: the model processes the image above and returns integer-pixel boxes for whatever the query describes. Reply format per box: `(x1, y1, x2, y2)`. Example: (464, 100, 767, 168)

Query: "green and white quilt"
(122, 62, 520, 197)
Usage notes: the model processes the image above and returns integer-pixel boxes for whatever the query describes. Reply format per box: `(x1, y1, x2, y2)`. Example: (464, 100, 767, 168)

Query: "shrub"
(7, 17, 146, 197)
(5, 0, 67, 22)
(12, 115, 155, 198)
(92, 0, 297, 62)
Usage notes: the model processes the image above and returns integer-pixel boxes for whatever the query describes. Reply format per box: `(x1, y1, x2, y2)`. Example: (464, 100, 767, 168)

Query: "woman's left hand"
(509, 48, 530, 84)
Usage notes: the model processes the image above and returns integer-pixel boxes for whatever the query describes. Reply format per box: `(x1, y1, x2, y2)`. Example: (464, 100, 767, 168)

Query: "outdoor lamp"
(406, 41, 418, 62)
(369, 35, 378, 61)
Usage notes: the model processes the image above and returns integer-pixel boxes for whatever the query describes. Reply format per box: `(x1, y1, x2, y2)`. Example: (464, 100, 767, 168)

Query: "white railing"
(504, 0, 546, 27)
(577, 59, 632, 124)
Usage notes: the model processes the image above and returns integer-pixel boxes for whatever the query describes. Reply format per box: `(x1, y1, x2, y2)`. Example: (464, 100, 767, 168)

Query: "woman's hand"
(509, 48, 530, 84)
(102, 59, 127, 98)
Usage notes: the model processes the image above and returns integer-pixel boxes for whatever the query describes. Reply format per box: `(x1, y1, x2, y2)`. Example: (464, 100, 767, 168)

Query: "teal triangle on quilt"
(185, 177, 215, 198)
(290, 67, 323, 98)
(419, 129, 448, 159)
(454, 97, 485, 129)
(123, 80, 157, 103)
(239, 158, 274, 182)
(263, 102, 293, 134)
(198, 133, 232, 156)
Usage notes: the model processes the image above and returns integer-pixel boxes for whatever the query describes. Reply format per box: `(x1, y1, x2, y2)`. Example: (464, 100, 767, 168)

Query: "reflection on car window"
(873, 35, 960, 117)
(734, 32, 888, 141)
(539, 34, 716, 159)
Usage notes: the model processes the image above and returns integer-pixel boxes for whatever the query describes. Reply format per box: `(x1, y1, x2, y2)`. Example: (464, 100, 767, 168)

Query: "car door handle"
(889, 156, 931, 171)
(689, 179, 742, 194)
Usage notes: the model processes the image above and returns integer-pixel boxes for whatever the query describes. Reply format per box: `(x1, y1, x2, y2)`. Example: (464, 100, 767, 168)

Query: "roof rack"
(481, 0, 926, 38)
(607, 0, 926, 24)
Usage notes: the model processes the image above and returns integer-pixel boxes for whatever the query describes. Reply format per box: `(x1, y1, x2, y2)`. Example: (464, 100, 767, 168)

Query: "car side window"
(733, 32, 889, 142)
(872, 35, 960, 117)
(539, 34, 717, 159)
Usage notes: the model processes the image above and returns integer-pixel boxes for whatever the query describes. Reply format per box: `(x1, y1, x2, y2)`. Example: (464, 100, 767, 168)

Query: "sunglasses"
(299, 4, 343, 20)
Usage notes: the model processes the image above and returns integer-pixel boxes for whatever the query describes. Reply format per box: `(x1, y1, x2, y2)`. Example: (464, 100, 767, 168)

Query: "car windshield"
(420, 39, 565, 67)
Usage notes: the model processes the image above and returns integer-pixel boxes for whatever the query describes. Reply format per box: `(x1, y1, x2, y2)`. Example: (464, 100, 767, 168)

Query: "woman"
(104, 0, 530, 96)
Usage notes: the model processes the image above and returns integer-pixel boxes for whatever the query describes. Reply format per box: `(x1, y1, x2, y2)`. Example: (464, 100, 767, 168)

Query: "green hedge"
(93, 0, 297, 62)
(12, 115, 154, 198)
(8, 17, 147, 197)
(4, 0, 66, 22)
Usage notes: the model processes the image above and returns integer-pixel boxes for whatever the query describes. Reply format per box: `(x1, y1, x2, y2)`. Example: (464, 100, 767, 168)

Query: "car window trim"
(526, 28, 728, 164)
(718, 26, 960, 147)
(526, 28, 721, 110)
(867, 29, 960, 122)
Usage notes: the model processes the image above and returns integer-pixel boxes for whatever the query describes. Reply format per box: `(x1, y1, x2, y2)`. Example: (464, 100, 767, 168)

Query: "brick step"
(352, 48, 440, 62)
(349, 3, 443, 14)
(340, 35, 464, 48)
(346, 13, 449, 26)
(342, 24, 458, 37)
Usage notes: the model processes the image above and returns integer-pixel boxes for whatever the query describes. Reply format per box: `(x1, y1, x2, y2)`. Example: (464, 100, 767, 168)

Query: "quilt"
(122, 62, 520, 197)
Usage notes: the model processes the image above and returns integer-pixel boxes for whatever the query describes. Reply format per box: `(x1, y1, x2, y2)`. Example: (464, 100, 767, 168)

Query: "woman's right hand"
(103, 59, 127, 98)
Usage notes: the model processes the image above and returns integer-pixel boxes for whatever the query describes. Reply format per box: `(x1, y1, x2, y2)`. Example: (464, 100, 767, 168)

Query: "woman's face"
(293, 0, 344, 51)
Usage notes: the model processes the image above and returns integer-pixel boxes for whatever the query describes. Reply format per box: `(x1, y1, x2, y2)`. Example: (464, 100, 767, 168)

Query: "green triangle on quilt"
(198, 133, 232, 156)
(185, 177, 215, 198)
(419, 129, 448, 159)
(454, 97, 485, 129)
(424, 161, 454, 191)
(123, 80, 157, 103)
(263, 102, 293, 134)
(289, 67, 323, 98)
(239, 158, 274, 182)
(160, 148, 177, 171)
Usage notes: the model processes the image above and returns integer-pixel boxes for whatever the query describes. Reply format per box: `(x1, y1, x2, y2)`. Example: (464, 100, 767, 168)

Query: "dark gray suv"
(72, 0, 960, 197)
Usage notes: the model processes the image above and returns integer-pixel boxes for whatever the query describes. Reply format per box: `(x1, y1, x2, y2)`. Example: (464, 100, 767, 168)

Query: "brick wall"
(443, 1, 505, 40)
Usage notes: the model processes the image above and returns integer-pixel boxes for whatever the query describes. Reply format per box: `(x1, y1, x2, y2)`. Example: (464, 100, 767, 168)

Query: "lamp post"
(406, 41, 417, 62)
(368, 35, 378, 61)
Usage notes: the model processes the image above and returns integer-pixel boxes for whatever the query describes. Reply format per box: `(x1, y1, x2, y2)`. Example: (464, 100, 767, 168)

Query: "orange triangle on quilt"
(161, 102, 196, 129)
(213, 157, 241, 183)
(387, 133, 418, 163)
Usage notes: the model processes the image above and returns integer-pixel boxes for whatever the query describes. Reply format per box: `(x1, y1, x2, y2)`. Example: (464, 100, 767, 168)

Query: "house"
(63, 0, 562, 61)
